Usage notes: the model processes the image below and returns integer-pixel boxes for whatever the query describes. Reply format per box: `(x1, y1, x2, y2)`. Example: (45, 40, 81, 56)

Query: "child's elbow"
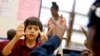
(2, 50, 10, 56)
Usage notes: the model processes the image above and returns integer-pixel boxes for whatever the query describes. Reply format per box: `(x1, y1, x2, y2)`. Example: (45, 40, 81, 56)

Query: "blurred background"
(0, 0, 95, 55)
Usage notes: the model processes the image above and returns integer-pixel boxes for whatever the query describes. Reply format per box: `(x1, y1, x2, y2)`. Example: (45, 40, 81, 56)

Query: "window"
(40, 0, 95, 49)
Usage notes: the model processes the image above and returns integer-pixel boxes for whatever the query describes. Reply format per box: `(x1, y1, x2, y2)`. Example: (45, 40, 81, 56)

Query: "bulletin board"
(0, 0, 14, 16)
(0, 0, 42, 20)
(17, 0, 42, 20)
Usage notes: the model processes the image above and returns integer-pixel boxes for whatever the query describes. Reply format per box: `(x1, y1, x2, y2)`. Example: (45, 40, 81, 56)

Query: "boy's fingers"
(18, 23, 24, 28)
(39, 30, 45, 36)
(17, 23, 24, 30)
(40, 32, 45, 36)
(61, 14, 63, 19)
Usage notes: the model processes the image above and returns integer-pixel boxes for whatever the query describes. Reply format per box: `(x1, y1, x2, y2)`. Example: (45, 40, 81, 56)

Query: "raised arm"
(2, 24, 25, 56)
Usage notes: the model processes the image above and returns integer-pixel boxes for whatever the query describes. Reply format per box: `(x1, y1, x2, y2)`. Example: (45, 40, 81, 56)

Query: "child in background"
(0, 29, 16, 55)
(47, 2, 66, 56)
(2, 17, 48, 56)
(7, 29, 16, 40)
(47, 2, 66, 37)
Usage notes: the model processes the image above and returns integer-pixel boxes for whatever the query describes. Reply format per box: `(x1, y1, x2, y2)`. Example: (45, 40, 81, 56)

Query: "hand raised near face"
(15, 23, 25, 40)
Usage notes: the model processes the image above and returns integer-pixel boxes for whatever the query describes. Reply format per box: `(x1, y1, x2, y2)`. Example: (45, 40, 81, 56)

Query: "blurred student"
(86, 0, 100, 56)
(2, 17, 48, 56)
(0, 29, 16, 55)
(7, 29, 16, 40)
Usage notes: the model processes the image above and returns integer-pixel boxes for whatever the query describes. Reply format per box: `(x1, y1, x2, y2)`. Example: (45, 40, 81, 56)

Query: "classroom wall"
(0, 0, 23, 38)
(0, 0, 87, 51)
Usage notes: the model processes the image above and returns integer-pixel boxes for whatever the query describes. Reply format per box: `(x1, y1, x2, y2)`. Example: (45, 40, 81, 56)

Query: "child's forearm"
(2, 35, 19, 56)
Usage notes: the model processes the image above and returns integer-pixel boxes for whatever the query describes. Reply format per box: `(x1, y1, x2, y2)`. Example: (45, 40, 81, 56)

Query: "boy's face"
(25, 25, 40, 41)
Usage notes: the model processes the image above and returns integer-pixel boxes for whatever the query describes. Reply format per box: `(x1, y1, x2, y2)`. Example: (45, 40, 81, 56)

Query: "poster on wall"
(17, 0, 42, 20)
(0, 0, 14, 16)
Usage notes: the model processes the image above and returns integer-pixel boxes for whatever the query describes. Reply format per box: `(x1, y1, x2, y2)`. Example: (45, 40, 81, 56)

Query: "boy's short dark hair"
(24, 17, 43, 31)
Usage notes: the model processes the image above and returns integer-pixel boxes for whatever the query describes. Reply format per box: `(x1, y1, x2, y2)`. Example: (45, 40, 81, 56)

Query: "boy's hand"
(15, 23, 25, 40)
(40, 31, 48, 43)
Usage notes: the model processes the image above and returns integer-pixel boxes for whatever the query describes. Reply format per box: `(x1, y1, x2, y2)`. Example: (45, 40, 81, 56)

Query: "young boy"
(2, 17, 48, 56)
(30, 14, 66, 56)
